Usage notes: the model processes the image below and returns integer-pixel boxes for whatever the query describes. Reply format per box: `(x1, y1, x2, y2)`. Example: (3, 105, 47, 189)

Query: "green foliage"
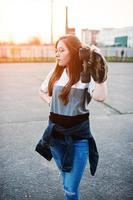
(0, 56, 133, 63)
(0, 57, 56, 63)
(105, 56, 133, 62)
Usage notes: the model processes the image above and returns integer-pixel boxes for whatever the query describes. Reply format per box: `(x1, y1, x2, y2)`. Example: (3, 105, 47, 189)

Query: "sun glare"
(0, 0, 133, 43)
(0, 0, 65, 43)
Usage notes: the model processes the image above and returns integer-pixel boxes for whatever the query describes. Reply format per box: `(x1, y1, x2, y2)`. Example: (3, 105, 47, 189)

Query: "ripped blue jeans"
(50, 139, 89, 200)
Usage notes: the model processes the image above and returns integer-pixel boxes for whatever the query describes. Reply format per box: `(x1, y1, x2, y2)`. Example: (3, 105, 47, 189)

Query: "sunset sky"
(0, 0, 133, 43)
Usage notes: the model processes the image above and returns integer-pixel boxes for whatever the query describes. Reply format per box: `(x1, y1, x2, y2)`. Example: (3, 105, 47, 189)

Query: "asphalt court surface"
(0, 62, 133, 200)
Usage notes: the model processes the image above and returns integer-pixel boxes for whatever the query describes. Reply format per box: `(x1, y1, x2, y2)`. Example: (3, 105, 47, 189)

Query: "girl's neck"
(65, 66, 69, 76)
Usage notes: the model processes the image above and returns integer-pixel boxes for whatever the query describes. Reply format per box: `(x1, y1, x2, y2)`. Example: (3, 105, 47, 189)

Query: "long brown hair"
(48, 35, 83, 105)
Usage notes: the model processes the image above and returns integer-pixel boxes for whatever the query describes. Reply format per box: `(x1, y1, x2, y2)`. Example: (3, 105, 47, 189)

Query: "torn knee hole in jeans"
(64, 188, 76, 196)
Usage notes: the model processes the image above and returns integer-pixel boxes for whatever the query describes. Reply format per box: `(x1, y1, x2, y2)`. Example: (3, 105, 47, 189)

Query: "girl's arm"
(38, 67, 55, 105)
(92, 80, 107, 102)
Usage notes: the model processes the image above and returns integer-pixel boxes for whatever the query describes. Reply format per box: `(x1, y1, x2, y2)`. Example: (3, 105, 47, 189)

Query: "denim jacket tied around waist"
(35, 119, 99, 176)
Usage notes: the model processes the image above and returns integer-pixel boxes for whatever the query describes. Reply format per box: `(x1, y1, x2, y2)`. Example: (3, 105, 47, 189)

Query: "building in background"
(96, 26, 133, 47)
(81, 26, 133, 48)
(81, 29, 99, 45)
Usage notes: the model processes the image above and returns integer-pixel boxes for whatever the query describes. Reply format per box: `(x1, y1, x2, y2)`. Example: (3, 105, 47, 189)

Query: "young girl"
(37, 34, 108, 200)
